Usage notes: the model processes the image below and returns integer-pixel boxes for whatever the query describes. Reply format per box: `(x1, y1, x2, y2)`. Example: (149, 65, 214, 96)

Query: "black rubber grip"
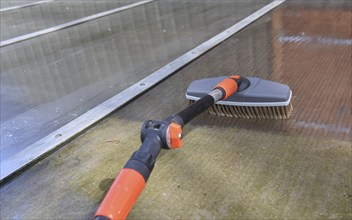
(176, 95, 215, 125)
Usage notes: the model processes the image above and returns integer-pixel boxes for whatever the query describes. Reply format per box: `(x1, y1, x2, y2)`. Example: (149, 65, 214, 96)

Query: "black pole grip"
(176, 95, 215, 125)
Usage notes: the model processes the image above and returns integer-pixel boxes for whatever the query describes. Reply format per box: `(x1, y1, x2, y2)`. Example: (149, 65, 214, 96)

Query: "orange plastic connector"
(168, 123, 182, 149)
(230, 75, 241, 80)
(95, 168, 146, 220)
(214, 76, 240, 99)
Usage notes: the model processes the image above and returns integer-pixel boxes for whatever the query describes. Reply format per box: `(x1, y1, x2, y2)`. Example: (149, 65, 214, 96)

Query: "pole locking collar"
(167, 123, 182, 149)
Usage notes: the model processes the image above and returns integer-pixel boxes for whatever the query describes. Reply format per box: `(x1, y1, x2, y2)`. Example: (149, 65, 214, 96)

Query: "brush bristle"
(189, 100, 293, 119)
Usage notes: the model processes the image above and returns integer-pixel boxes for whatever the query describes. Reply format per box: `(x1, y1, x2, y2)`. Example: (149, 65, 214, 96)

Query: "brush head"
(186, 76, 293, 119)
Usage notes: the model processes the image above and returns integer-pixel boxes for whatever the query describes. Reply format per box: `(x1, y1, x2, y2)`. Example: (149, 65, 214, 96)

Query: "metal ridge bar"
(0, 0, 53, 13)
(0, 0, 285, 181)
(0, 0, 155, 47)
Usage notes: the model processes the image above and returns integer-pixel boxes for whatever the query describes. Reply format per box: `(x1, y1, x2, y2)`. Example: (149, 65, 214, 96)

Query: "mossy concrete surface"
(0, 116, 351, 219)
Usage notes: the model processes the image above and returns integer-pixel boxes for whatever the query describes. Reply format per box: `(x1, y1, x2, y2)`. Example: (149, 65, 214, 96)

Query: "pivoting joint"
(141, 120, 182, 149)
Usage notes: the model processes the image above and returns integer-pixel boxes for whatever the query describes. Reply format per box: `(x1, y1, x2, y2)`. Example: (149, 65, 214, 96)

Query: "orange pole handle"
(95, 168, 146, 220)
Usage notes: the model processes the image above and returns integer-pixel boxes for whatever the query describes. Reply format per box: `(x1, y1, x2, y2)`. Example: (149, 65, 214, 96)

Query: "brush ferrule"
(209, 89, 224, 102)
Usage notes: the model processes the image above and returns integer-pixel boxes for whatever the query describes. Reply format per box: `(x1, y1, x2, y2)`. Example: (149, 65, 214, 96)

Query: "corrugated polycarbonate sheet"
(0, 0, 41, 10)
(0, 0, 149, 46)
(0, 1, 141, 40)
(0, 0, 271, 162)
